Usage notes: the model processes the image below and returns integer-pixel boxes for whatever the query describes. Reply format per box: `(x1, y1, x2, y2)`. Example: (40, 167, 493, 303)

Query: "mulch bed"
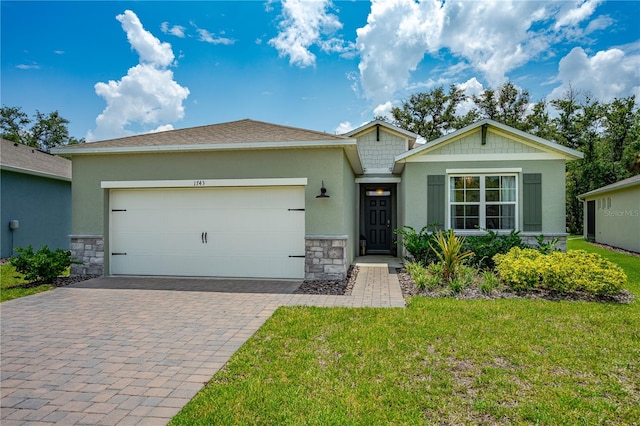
(7, 275, 98, 290)
(396, 268, 635, 304)
(294, 266, 359, 295)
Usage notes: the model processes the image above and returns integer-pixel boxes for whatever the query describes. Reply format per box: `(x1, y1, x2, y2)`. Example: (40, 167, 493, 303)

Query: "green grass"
(0, 262, 53, 302)
(172, 238, 640, 425)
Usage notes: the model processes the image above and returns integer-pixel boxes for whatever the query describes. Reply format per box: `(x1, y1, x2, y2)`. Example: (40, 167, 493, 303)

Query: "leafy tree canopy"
(1, 105, 84, 152)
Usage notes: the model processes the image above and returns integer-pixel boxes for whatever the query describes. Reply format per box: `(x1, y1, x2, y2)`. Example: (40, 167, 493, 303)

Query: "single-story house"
(52, 118, 583, 279)
(1, 138, 72, 258)
(578, 175, 640, 253)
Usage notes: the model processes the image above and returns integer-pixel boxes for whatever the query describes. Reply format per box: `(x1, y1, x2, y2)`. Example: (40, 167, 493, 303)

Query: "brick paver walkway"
(1, 261, 404, 425)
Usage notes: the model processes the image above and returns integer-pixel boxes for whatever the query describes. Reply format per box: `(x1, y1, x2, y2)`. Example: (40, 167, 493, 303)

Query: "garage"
(107, 181, 306, 279)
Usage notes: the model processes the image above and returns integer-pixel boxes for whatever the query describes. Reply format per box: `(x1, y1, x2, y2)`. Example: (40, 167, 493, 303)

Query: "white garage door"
(109, 186, 305, 279)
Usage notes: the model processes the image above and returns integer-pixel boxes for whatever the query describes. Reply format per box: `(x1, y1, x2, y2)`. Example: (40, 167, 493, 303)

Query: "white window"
(449, 174, 517, 230)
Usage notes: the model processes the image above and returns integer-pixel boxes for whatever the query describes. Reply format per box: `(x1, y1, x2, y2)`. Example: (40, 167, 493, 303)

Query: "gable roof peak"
(342, 120, 419, 141)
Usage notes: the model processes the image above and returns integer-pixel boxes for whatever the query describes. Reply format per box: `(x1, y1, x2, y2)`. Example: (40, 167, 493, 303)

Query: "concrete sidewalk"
(1, 258, 404, 425)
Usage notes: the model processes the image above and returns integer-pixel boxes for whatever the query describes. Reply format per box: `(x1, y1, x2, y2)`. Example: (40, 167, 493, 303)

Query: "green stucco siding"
(585, 186, 640, 253)
(400, 160, 566, 234)
(71, 148, 355, 239)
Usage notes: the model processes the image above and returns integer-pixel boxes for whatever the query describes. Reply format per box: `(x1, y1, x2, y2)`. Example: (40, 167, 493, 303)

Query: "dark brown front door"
(365, 195, 392, 253)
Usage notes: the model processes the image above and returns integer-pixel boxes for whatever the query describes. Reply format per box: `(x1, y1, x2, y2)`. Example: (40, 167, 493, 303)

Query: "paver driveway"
(1, 266, 404, 425)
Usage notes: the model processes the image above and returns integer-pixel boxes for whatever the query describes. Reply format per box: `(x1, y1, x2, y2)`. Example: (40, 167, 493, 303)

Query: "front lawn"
(171, 239, 640, 425)
(0, 262, 53, 302)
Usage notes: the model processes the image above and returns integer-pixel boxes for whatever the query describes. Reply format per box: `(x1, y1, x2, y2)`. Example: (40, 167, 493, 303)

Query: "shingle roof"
(55, 119, 347, 151)
(0, 138, 71, 180)
(578, 174, 640, 199)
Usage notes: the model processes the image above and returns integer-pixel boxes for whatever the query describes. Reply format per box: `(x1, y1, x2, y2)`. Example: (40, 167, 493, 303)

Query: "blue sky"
(2, 0, 639, 142)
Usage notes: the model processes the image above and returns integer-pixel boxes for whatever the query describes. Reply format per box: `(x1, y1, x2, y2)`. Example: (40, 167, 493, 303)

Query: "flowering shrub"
(494, 248, 626, 296)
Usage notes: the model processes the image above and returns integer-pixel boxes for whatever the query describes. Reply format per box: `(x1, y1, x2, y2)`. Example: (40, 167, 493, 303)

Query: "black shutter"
(523, 173, 542, 232)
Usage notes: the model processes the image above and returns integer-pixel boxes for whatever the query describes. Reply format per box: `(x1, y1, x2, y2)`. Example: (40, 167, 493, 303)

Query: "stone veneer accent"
(305, 235, 348, 280)
(70, 235, 104, 276)
(520, 233, 568, 251)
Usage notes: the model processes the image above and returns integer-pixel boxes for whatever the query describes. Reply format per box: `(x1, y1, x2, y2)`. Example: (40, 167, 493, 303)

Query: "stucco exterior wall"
(400, 159, 567, 234)
(584, 186, 640, 253)
(356, 128, 407, 173)
(71, 148, 359, 277)
(1, 170, 71, 257)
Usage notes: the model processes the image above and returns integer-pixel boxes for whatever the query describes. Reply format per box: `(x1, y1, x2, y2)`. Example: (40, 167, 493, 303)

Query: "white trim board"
(446, 168, 522, 174)
(355, 177, 402, 183)
(405, 153, 566, 162)
(101, 178, 308, 189)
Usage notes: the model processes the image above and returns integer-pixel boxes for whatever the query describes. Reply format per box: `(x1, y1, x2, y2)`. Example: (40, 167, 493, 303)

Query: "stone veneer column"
(70, 235, 104, 276)
(305, 235, 348, 280)
(520, 233, 568, 251)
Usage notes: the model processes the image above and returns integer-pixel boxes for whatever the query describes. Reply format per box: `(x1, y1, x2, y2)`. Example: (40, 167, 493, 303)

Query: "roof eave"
(343, 120, 419, 141)
(394, 119, 584, 162)
(1, 164, 72, 181)
(578, 176, 640, 199)
(51, 139, 357, 155)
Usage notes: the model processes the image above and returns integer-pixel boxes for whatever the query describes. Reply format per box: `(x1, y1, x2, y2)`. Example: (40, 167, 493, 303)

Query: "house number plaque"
(193, 180, 206, 187)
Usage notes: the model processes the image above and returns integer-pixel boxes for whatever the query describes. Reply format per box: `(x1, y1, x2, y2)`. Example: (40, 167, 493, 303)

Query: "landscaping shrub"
(463, 228, 527, 270)
(480, 270, 501, 294)
(534, 234, 560, 254)
(430, 230, 474, 282)
(395, 225, 440, 266)
(10, 245, 72, 283)
(494, 248, 626, 296)
(405, 261, 440, 290)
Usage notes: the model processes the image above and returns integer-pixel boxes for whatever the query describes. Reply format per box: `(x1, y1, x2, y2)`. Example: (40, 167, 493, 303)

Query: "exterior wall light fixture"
(316, 180, 330, 198)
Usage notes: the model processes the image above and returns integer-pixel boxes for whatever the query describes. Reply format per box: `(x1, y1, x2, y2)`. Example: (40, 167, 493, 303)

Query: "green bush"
(430, 230, 474, 282)
(10, 245, 72, 283)
(405, 261, 440, 290)
(395, 225, 440, 266)
(494, 248, 626, 296)
(480, 271, 501, 294)
(463, 228, 527, 270)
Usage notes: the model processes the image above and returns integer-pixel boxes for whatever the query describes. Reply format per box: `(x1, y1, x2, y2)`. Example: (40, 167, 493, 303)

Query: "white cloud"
(335, 121, 354, 134)
(373, 101, 394, 119)
(554, 0, 603, 30)
(269, 0, 354, 68)
(150, 124, 174, 133)
(117, 10, 174, 67)
(196, 28, 235, 45)
(355, 0, 607, 104)
(16, 63, 40, 70)
(548, 47, 640, 102)
(88, 10, 190, 141)
(356, 0, 443, 103)
(161, 22, 186, 38)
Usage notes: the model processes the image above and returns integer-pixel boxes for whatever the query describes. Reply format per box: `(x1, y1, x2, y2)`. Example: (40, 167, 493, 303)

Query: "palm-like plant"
(429, 230, 474, 282)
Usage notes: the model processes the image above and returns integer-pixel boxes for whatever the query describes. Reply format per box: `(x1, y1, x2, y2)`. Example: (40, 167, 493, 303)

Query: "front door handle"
(386, 220, 390, 228)
(201, 232, 204, 244)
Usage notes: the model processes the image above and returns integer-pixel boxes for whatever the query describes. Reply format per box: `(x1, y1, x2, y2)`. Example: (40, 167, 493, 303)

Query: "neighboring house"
(1, 138, 72, 258)
(578, 175, 640, 253)
(52, 118, 583, 280)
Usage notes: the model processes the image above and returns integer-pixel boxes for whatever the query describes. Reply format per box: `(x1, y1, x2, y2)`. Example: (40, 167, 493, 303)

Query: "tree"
(390, 85, 468, 142)
(472, 82, 530, 129)
(525, 101, 553, 139)
(0, 106, 30, 144)
(0, 105, 84, 151)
